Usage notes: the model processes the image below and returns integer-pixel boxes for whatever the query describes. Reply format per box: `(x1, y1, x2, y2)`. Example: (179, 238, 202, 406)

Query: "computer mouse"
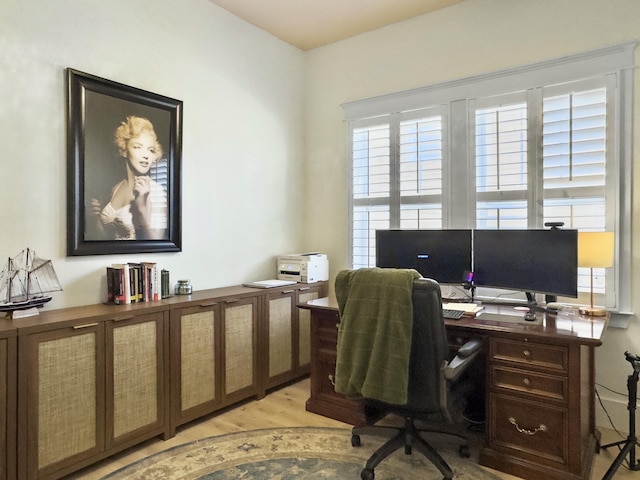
(524, 311, 537, 321)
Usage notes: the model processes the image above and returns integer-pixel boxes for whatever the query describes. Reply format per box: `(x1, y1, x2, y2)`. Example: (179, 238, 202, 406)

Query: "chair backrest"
(403, 277, 450, 413)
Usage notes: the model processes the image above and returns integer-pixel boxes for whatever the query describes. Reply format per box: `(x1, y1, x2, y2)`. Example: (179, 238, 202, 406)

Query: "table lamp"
(578, 231, 614, 316)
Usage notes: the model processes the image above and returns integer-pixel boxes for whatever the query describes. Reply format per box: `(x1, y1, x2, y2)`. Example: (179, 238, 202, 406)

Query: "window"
(344, 43, 634, 312)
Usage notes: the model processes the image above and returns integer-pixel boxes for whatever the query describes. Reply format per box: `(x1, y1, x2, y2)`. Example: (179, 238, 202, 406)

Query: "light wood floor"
(68, 378, 638, 479)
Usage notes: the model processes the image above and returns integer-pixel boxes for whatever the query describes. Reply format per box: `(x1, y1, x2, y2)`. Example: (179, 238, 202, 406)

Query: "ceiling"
(207, 0, 466, 51)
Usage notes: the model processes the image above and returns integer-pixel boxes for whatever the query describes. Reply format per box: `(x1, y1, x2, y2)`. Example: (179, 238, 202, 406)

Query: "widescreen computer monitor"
(375, 229, 472, 284)
(472, 229, 578, 298)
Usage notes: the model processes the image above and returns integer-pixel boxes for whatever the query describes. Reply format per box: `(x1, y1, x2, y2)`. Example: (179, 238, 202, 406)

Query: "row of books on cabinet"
(106, 262, 171, 305)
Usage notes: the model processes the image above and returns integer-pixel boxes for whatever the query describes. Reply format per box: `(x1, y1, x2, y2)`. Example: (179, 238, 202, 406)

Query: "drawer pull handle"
(73, 322, 99, 329)
(509, 417, 547, 435)
(523, 350, 531, 357)
(299, 287, 310, 291)
(199, 302, 217, 307)
(328, 374, 336, 387)
(282, 290, 295, 294)
(523, 378, 531, 386)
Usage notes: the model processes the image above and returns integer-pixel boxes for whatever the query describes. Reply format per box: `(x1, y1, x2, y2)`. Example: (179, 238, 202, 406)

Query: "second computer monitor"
(376, 229, 472, 284)
(473, 229, 578, 298)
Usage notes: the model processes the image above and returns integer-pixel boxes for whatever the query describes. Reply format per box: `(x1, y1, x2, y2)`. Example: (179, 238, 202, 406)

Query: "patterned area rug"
(102, 427, 501, 479)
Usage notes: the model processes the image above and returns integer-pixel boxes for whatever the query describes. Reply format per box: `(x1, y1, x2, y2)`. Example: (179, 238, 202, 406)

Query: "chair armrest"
(443, 338, 483, 382)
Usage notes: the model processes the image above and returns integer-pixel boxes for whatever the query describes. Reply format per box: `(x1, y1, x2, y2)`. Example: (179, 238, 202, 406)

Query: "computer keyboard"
(443, 308, 465, 320)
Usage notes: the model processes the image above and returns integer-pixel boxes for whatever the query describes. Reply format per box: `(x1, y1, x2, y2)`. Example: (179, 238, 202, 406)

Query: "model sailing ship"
(0, 248, 62, 316)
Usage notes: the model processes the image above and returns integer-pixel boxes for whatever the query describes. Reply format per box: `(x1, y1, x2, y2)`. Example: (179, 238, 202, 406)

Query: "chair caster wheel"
(351, 434, 361, 447)
(459, 444, 470, 458)
(361, 467, 375, 480)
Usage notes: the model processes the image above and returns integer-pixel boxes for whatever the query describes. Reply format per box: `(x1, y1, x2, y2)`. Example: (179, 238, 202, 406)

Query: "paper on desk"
(443, 303, 484, 315)
(243, 279, 297, 288)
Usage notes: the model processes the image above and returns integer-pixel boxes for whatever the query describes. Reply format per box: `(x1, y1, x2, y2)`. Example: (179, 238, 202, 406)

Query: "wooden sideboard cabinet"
(18, 317, 106, 480)
(17, 307, 169, 480)
(169, 287, 259, 433)
(0, 323, 17, 480)
(263, 284, 326, 392)
(8, 281, 327, 479)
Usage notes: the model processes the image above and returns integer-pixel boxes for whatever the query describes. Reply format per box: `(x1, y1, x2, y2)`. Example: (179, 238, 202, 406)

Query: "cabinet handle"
(328, 374, 336, 387)
(225, 299, 239, 304)
(299, 287, 310, 291)
(73, 322, 99, 329)
(199, 302, 217, 307)
(508, 417, 547, 435)
(523, 349, 531, 358)
(112, 316, 134, 322)
(282, 290, 295, 294)
(523, 378, 531, 386)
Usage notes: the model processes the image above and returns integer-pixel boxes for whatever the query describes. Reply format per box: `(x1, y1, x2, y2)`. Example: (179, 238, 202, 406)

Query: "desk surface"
(300, 297, 608, 346)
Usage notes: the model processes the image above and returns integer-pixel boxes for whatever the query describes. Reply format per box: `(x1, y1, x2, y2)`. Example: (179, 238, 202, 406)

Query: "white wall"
(0, 0, 306, 308)
(304, 0, 640, 430)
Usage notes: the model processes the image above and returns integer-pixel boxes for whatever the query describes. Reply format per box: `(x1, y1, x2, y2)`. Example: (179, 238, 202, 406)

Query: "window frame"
(343, 42, 635, 313)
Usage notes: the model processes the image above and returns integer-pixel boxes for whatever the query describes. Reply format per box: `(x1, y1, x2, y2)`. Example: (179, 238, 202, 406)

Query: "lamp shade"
(578, 232, 614, 268)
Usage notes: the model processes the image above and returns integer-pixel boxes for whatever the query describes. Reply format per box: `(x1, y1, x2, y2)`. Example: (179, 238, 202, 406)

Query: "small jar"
(175, 279, 193, 295)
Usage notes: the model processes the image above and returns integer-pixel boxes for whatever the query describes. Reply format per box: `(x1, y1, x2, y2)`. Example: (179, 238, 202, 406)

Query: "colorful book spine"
(106, 262, 169, 304)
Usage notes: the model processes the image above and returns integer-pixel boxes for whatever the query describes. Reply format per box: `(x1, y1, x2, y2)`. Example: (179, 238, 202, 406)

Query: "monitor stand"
(525, 292, 537, 306)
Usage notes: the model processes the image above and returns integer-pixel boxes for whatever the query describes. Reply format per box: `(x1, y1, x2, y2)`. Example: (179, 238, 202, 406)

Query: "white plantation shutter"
(350, 109, 444, 269)
(542, 85, 608, 294)
(399, 112, 444, 229)
(344, 43, 633, 312)
(474, 98, 528, 229)
(351, 120, 391, 269)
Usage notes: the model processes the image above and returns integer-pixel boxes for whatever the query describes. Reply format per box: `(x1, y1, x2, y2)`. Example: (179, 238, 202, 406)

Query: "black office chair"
(335, 269, 482, 480)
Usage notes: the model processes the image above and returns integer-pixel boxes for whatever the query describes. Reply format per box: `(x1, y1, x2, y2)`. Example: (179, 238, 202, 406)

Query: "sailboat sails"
(0, 248, 62, 311)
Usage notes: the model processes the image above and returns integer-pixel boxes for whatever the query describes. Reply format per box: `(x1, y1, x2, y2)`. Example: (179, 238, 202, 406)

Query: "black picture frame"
(66, 69, 182, 256)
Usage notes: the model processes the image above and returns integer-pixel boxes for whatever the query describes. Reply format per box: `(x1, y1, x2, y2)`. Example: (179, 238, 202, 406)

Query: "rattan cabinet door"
(264, 289, 295, 389)
(221, 296, 259, 405)
(106, 311, 168, 448)
(170, 302, 221, 432)
(264, 284, 327, 392)
(20, 321, 106, 480)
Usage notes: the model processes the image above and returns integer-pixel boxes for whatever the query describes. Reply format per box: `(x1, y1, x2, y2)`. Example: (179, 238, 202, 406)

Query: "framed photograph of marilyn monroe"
(66, 68, 182, 256)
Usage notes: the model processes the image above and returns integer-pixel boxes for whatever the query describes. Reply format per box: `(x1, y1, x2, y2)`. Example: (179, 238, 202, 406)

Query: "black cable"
(596, 388, 627, 440)
(597, 382, 627, 397)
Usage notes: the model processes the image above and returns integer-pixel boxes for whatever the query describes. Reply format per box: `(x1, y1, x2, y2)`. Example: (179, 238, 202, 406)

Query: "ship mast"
(5, 257, 10, 304)
(25, 248, 31, 300)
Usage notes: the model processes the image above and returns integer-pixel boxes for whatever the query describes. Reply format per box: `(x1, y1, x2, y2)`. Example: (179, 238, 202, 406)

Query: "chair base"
(351, 416, 469, 480)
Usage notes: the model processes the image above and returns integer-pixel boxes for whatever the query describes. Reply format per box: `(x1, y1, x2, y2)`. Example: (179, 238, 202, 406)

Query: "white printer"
(277, 253, 329, 283)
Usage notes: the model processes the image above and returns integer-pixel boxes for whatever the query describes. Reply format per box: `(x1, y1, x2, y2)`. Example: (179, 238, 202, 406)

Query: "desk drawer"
(490, 338, 567, 373)
(491, 366, 567, 401)
(489, 393, 567, 467)
(317, 313, 339, 336)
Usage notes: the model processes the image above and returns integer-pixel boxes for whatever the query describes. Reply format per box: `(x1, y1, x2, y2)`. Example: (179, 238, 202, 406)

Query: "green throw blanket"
(334, 268, 421, 405)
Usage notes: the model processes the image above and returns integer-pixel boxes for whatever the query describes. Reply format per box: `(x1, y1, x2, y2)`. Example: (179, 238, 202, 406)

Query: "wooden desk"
(300, 297, 608, 480)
